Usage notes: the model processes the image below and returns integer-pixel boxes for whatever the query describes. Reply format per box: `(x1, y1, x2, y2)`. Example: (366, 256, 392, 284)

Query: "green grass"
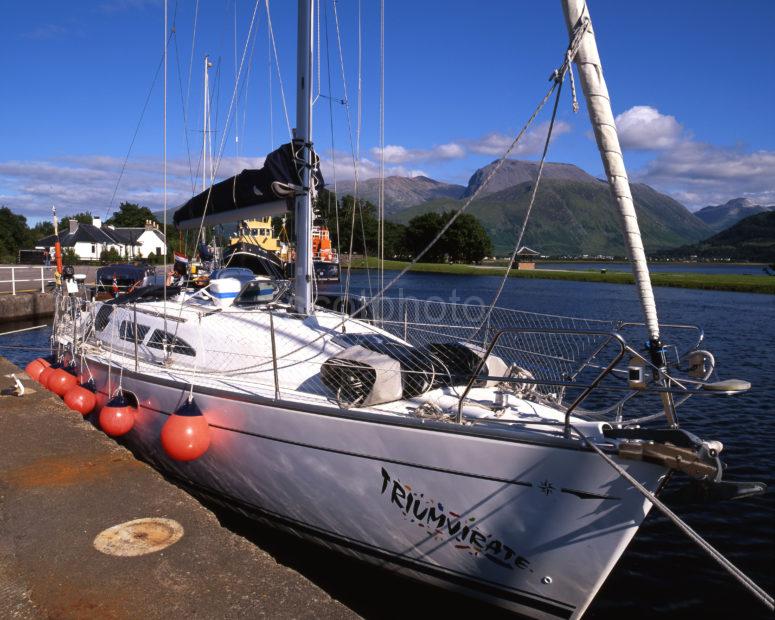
(345, 258, 775, 294)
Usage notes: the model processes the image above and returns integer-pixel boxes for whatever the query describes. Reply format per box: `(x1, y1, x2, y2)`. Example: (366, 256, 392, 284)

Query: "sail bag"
(173, 142, 324, 229)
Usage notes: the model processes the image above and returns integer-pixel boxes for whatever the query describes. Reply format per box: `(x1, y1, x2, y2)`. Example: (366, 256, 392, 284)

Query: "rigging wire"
(267, 12, 274, 150)
(172, 15, 196, 195)
(572, 424, 774, 613)
(163, 0, 169, 334)
(332, 0, 372, 310)
(339, 16, 590, 327)
(191, 0, 262, 252)
(185, 0, 200, 122)
(265, 0, 293, 140)
(476, 78, 565, 338)
(104, 31, 172, 220)
(323, 0, 341, 260)
(474, 17, 589, 336)
(234, 0, 239, 157)
(378, 0, 385, 323)
(239, 5, 262, 155)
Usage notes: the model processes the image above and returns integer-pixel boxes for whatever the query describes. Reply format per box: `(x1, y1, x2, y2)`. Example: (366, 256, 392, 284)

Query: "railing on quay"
(0, 265, 53, 295)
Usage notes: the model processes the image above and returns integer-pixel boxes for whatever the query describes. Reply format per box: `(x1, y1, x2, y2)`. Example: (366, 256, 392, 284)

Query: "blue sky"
(1, 0, 773, 222)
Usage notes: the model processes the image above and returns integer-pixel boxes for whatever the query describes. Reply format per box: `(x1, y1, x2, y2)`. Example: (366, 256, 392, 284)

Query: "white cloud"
(615, 106, 682, 150)
(609, 106, 775, 207)
(320, 150, 427, 182)
(0, 154, 264, 221)
(20, 24, 69, 40)
(370, 142, 465, 164)
(466, 121, 572, 156)
(633, 141, 775, 208)
(99, 0, 160, 13)
(366, 122, 572, 166)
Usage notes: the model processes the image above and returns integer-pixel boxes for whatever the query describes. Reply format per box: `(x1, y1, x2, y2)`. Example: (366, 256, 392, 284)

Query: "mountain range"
(334, 176, 464, 216)
(659, 211, 775, 263)
(694, 197, 775, 232)
(336, 160, 712, 256)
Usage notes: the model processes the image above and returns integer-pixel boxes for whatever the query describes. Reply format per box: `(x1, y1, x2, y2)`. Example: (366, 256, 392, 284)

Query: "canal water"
(535, 262, 769, 275)
(1, 273, 772, 619)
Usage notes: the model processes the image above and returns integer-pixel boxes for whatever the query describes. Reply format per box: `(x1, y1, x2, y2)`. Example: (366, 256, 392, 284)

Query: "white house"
(38, 216, 167, 261)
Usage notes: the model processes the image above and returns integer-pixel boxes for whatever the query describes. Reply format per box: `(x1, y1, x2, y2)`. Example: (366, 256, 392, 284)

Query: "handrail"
(0, 266, 52, 295)
(456, 327, 626, 428)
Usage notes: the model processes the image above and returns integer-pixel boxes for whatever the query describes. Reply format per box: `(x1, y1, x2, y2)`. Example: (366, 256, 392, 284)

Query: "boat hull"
(88, 361, 665, 620)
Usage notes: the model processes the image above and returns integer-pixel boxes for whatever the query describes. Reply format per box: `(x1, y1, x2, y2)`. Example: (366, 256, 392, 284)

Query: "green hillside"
(390, 179, 711, 256)
(659, 211, 775, 262)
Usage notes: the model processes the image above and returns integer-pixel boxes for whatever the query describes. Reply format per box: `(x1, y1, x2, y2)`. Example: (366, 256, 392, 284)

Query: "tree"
(443, 212, 492, 263)
(100, 248, 123, 264)
(106, 202, 159, 228)
(62, 211, 94, 226)
(0, 206, 29, 263)
(405, 211, 492, 263)
(28, 221, 54, 244)
(313, 189, 409, 258)
(405, 212, 446, 262)
(62, 248, 79, 266)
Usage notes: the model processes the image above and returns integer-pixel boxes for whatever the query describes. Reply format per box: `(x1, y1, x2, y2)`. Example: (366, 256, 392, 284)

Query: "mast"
(202, 55, 213, 192)
(561, 0, 661, 347)
(52, 206, 62, 276)
(293, 0, 314, 315)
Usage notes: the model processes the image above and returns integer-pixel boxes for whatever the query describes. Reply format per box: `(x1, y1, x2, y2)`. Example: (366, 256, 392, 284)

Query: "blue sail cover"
(173, 142, 324, 230)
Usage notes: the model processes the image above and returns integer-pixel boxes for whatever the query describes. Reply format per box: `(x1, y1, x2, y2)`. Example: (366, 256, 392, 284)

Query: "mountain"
(694, 197, 775, 232)
(391, 179, 712, 257)
(658, 211, 775, 263)
(334, 176, 465, 216)
(462, 159, 599, 198)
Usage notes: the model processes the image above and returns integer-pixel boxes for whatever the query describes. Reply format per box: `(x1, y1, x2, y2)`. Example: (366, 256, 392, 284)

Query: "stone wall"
(0, 293, 54, 323)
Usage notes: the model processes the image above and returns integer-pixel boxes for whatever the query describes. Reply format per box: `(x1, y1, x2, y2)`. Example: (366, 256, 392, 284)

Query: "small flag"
(174, 252, 189, 264)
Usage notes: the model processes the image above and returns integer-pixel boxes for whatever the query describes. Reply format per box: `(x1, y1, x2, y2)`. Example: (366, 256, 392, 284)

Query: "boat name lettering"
(380, 468, 529, 571)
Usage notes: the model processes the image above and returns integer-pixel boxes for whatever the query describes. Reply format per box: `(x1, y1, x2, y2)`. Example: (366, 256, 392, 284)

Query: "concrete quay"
(0, 355, 358, 620)
(0, 293, 54, 323)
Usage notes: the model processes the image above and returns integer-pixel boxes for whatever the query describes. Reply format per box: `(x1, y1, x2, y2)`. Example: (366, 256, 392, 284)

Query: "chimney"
(92, 215, 102, 229)
(68, 219, 78, 235)
(145, 219, 154, 231)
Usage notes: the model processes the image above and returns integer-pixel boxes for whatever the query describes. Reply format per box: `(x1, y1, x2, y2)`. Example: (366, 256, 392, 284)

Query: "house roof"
(109, 227, 165, 244)
(38, 224, 117, 248)
(38, 224, 166, 247)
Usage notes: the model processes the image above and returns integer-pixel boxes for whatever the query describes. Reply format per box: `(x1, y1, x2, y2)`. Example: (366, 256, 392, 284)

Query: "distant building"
(37, 216, 166, 261)
(516, 246, 540, 270)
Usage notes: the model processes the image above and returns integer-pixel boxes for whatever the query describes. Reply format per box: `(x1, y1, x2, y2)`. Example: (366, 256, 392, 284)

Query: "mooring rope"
(571, 424, 774, 612)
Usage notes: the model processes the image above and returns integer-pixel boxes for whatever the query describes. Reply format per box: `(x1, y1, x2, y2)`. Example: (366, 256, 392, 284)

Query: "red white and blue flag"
(174, 252, 189, 264)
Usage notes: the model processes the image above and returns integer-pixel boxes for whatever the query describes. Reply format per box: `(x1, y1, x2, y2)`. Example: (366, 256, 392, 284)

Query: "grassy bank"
(344, 259, 775, 294)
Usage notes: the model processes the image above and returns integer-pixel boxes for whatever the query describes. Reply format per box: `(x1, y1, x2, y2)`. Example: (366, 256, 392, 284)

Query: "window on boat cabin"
(95, 305, 114, 331)
(119, 320, 150, 343)
(146, 329, 196, 356)
(233, 279, 277, 306)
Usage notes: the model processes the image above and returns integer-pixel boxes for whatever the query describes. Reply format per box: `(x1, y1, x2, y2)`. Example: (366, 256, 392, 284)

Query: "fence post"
(11, 267, 16, 295)
(40, 266, 45, 293)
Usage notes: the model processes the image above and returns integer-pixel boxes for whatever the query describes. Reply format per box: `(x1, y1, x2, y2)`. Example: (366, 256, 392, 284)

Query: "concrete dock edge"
(0, 355, 358, 619)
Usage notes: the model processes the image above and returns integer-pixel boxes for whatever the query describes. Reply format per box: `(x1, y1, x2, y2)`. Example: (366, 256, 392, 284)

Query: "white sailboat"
(42, 2, 768, 618)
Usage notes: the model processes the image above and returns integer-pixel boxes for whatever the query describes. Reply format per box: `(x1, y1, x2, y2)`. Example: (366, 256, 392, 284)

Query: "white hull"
(84, 359, 665, 620)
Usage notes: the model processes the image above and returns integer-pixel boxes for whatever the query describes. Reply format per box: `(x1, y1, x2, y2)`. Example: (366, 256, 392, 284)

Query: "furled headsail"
(173, 142, 324, 230)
